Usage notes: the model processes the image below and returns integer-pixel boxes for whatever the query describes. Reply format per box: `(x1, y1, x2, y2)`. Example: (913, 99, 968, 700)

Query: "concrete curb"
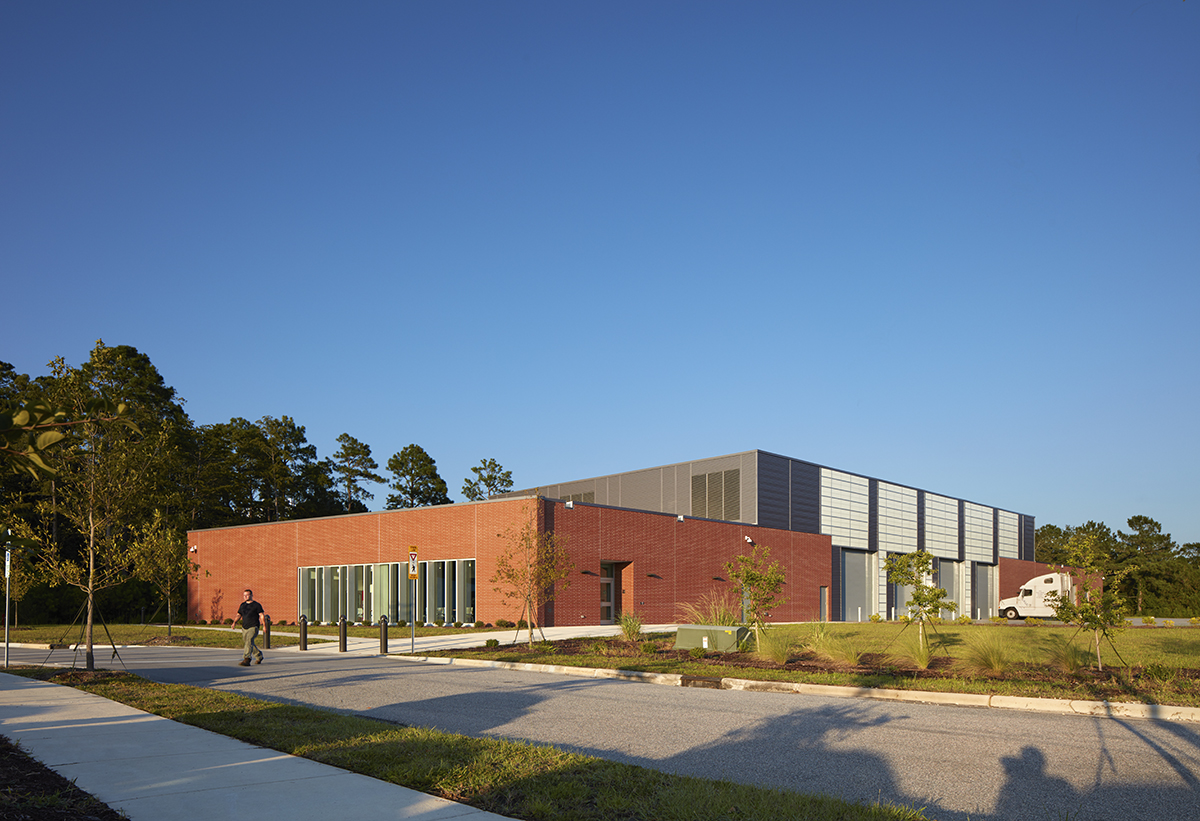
(386, 654, 1200, 723)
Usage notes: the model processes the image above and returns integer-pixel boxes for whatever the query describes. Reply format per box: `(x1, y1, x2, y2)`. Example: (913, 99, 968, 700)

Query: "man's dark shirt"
(237, 600, 264, 630)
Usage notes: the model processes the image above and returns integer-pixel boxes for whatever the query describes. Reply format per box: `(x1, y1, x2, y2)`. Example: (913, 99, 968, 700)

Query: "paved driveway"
(8, 643, 1199, 821)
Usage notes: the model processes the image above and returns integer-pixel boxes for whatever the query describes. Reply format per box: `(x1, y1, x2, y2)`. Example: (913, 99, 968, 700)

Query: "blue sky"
(3, 2, 1197, 543)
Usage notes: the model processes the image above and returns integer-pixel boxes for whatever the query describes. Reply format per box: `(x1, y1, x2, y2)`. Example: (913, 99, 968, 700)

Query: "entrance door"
(600, 563, 615, 623)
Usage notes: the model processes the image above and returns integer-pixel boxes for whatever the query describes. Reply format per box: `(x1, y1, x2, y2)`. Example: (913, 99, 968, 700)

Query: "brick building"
(187, 449, 1036, 626)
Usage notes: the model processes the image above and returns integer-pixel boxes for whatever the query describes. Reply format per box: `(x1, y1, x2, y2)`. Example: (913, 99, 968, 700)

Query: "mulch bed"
(0, 735, 127, 821)
(498, 637, 1200, 695)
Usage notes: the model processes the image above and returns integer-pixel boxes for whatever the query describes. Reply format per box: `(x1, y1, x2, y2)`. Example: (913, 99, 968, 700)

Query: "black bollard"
(379, 615, 388, 654)
(338, 615, 347, 652)
(263, 614, 271, 650)
(299, 615, 308, 651)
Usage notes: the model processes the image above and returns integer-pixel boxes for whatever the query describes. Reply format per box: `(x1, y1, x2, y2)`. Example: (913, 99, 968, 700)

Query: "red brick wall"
(546, 500, 832, 625)
(188, 497, 834, 626)
(188, 499, 535, 624)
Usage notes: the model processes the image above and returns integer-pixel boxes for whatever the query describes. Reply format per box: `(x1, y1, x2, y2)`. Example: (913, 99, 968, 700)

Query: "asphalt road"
(8, 643, 1199, 821)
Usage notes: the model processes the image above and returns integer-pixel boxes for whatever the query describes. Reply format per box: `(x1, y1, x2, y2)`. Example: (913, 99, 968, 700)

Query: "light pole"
(4, 528, 13, 669)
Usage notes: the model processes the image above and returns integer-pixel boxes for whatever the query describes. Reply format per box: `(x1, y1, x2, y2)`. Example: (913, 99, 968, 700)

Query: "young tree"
(1045, 529, 1131, 671)
(724, 542, 787, 649)
(462, 457, 514, 501)
(386, 444, 452, 509)
(331, 433, 385, 512)
(883, 550, 957, 655)
(490, 505, 573, 648)
(37, 352, 163, 670)
(128, 510, 197, 636)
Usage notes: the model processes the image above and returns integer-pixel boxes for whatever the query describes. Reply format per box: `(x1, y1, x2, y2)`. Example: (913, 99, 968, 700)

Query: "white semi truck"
(998, 572, 1075, 620)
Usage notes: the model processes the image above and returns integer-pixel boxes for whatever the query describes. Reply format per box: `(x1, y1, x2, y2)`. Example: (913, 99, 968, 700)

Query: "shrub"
(516, 619, 528, 630)
(224, 618, 234, 625)
(485, 638, 500, 648)
(676, 588, 742, 626)
(495, 618, 514, 629)
(637, 641, 657, 655)
(535, 641, 557, 654)
(688, 646, 706, 660)
(1191, 617, 1200, 626)
(1025, 618, 1045, 627)
(395, 620, 407, 628)
(433, 619, 445, 627)
(893, 634, 932, 670)
(802, 623, 861, 666)
(197, 619, 208, 625)
(956, 615, 973, 625)
(959, 633, 1013, 676)
(1143, 663, 1174, 684)
(755, 629, 793, 664)
(868, 613, 882, 623)
(453, 622, 463, 628)
(1043, 636, 1090, 674)
(1162, 620, 1175, 628)
(1142, 616, 1156, 626)
(474, 621, 485, 629)
(617, 610, 644, 643)
(989, 616, 1006, 624)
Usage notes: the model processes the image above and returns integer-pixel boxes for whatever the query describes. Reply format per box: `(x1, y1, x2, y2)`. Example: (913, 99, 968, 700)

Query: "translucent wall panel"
(964, 502, 994, 562)
(997, 510, 1019, 559)
(877, 483, 918, 553)
(924, 493, 959, 559)
(821, 469, 869, 549)
(296, 560, 475, 625)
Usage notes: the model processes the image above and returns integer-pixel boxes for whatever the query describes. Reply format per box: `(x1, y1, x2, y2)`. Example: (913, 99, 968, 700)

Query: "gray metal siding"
(789, 459, 821, 534)
(757, 452, 791, 530)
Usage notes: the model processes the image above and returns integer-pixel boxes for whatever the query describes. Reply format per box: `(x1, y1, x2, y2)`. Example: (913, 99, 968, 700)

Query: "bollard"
(338, 615, 347, 652)
(263, 614, 271, 650)
(299, 615, 308, 651)
(379, 615, 388, 654)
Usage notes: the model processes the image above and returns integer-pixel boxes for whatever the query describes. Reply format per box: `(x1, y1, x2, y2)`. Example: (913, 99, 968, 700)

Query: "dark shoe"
(239, 658, 251, 666)
(255, 657, 263, 664)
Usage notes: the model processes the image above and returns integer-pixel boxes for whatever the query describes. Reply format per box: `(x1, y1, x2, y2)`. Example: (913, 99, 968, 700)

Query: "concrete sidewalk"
(0, 671, 513, 821)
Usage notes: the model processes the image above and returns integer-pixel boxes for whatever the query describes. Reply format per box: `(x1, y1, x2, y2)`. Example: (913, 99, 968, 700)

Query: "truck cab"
(998, 573, 1074, 620)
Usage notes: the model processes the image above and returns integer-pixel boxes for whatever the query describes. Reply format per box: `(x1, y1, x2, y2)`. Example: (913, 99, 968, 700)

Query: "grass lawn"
(420, 622, 1200, 708)
(6, 667, 932, 821)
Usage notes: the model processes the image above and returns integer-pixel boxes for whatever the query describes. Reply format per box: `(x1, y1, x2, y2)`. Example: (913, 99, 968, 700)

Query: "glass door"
(599, 563, 615, 623)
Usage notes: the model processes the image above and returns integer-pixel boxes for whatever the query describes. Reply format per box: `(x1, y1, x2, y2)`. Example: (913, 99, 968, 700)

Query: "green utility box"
(673, 625, 749, 652)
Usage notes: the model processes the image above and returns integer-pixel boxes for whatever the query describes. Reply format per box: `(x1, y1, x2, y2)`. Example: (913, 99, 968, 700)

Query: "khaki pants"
(241, 626, 262, 661)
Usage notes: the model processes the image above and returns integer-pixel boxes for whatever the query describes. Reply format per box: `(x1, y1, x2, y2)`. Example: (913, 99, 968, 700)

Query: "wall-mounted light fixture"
(677, 515, 685, 522)
(189, 546, 198, 553)
(744, 536, 754, 544)
(565, 500, 574, 509)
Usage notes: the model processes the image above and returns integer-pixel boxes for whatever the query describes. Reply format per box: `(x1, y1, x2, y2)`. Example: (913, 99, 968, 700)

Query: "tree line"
(0, 340, 514, 644)
(1036, 517, 1200, 617)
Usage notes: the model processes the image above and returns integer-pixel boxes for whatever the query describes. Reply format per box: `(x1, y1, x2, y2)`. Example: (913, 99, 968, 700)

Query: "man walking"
(233, 588, 267, 666)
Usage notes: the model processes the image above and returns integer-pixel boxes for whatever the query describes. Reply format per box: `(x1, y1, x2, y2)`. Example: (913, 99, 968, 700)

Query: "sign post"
(408, 547, 418, 654)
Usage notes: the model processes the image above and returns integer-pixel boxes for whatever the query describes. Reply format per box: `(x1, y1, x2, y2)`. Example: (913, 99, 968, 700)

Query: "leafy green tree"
(462, 457, 514, 501)
(385, 445, 452, 509)
(1114, 516, 1177, 615)
(128, 510, 197, 636)
(490, 505, 573, 647)
(332, 433, 385, 512)
(724, 542, 787, 649)
(883, 550, 957, 655)
(1044, 529, 1131, 671)
(259, 416, 321, 521)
